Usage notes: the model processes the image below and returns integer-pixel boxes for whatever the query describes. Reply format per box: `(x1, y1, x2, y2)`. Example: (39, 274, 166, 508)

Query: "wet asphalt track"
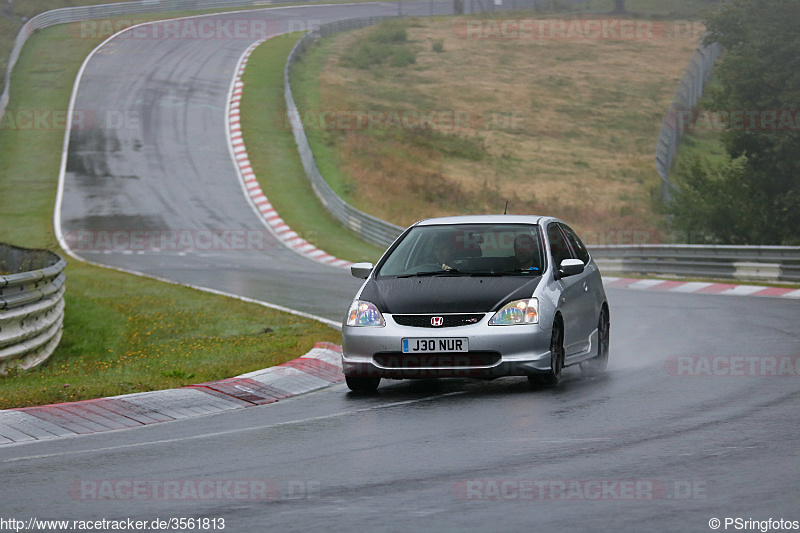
(6, 3, 800, 532)
(3, 290, 800, 532)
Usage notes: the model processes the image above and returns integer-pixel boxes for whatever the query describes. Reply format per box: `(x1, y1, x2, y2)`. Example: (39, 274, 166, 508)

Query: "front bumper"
(342, 314, 552, 380)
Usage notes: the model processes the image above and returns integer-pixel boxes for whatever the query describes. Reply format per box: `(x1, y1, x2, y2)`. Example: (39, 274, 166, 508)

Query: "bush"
(340, 20, 416, 69)
(371, 19, 408, 44)
(390, 47, 416, 67)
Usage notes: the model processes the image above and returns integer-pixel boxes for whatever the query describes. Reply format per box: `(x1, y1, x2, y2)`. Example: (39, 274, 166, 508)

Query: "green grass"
(239, 34, 384, 263)
(0, 0, 135, 87)
(290, 20, 490, 217)
(670, 127, 729, 169)
(0, 264, 339, 409)
(669, 79, 730, 172)
(288, 35, 357, 202)
(286, 13, 704, 234)
(0, 23, 341, 409)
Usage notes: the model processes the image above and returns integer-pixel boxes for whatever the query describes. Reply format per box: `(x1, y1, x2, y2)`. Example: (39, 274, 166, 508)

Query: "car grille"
(391, 314, 485, 328)
(374, 352, 501, 368)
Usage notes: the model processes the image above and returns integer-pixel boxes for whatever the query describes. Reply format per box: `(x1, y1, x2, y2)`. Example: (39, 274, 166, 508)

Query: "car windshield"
(377, 223, 545, 277)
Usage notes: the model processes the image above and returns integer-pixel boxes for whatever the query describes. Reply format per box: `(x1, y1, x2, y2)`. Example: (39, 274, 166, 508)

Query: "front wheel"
(529, 321, 564, 388)
(581, 307, 609, 375)
(345, 375, 381, 392)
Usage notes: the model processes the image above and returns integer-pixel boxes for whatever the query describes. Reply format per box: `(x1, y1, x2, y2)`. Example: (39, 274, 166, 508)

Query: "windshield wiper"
(396, 269, 461, 278)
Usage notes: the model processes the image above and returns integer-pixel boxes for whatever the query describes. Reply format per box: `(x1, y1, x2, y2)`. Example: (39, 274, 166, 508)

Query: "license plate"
(402, 338, 469, 353)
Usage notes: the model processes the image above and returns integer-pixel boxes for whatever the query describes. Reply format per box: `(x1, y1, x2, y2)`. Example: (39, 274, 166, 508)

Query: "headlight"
(489, 298, 539, 325)
(346, 300, 385, 327)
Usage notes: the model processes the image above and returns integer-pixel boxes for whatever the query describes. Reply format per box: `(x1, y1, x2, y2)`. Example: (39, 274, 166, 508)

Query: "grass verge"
(288, 10, 709, 244)
(668, 78, 730, 188)
(1, 265, 339, 409)
(239, 33, 385, 263)
(0, 22, 340, 409)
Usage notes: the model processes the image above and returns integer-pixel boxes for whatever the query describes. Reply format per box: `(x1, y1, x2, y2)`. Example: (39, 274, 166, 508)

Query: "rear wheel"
(345, 376, 381, 392)
(529, 320, 564, 388)
(581, 307, 609, 375)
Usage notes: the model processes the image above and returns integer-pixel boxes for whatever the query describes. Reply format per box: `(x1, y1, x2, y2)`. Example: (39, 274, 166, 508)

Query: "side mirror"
(558, 258, 585, 278)
(350, 262, 374, 279)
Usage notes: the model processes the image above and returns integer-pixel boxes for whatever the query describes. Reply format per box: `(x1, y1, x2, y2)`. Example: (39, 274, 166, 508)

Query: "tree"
(669, 155, 767, 244)
(668, 0, 800, 244)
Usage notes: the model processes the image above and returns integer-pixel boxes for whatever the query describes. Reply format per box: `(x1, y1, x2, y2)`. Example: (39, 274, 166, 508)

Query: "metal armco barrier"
(590, 245, 800, 284)
(0, 243, 66, 374)
(285, 18, 405, 249)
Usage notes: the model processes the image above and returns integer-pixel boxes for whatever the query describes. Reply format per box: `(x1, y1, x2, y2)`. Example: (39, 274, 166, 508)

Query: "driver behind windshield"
(513, 234, 540, 271)
(432, 234, 455, 271)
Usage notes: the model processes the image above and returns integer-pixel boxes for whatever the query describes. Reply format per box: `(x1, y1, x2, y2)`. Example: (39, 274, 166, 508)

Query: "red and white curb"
(228, 38, 351, 269)
(603, 277, 800, 299)
(0, 343, 344, 445)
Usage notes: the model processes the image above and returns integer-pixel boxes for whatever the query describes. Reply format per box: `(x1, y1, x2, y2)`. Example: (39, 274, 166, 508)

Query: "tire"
(345, 375, 381, 392)
(580, 307, 609, 375)
(529, 320, 564, 388)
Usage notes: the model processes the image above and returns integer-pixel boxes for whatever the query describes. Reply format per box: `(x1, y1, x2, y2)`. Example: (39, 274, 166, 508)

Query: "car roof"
(414, 215, 553, 226)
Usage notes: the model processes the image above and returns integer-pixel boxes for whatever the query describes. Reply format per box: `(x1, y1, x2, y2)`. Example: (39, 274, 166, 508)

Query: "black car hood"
(360, 275, 542, 314)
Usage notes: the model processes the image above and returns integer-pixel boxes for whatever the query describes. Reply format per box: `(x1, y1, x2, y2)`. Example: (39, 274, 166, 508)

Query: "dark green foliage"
(669, 0, 800, 244)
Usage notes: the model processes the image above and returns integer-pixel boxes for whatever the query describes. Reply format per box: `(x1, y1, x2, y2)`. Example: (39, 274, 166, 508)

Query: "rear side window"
(560, 224, 590, 264)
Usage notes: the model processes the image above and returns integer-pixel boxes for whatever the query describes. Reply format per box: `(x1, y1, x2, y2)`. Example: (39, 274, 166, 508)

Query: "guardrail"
(590, 245, 800, 284)
(655, 40, 722, 201)
(285, 17, 405, 248)
(0, 243, 66, 374)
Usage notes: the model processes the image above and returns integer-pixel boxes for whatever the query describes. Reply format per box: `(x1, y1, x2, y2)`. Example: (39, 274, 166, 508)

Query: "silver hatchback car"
(341, 215, 609, 392)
